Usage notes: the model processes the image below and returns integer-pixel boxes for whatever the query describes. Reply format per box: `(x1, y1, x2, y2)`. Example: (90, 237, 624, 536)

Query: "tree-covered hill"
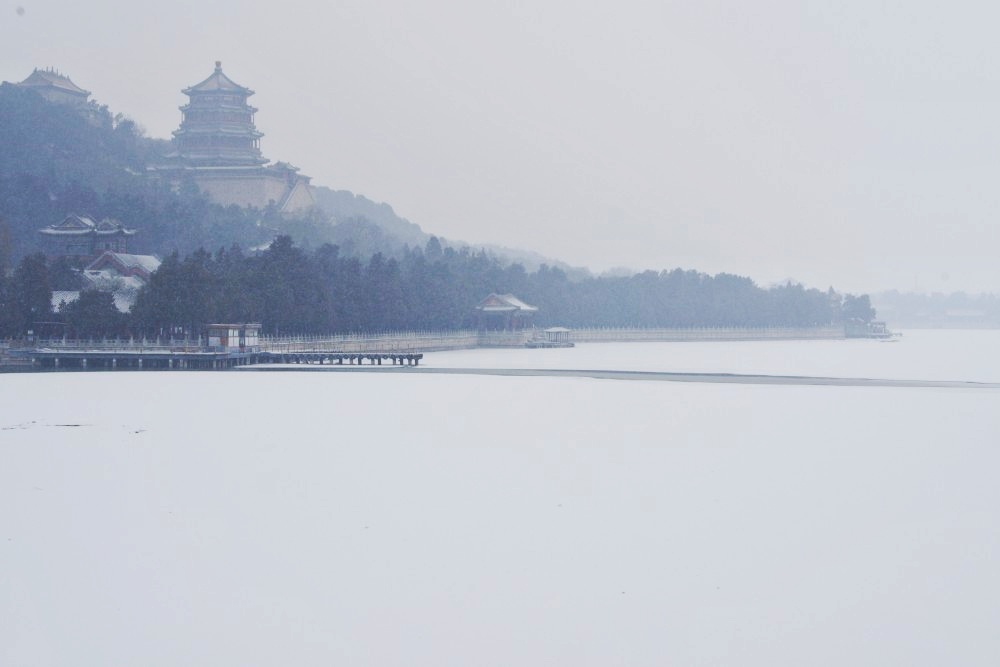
(313, 185, 585, 275)
(0, 82, 877, 337)
(0, 84, 401, 263)
(0, 84, 572, 270)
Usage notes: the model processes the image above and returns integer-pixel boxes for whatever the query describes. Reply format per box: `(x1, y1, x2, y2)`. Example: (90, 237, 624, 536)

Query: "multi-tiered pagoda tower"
(150, 62, 315, 214)
(173, 62, 266, 167)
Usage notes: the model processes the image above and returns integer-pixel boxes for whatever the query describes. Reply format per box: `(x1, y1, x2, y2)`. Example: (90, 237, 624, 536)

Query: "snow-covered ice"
(431, 329, 1000, 383)
(2, 332, 999, 665)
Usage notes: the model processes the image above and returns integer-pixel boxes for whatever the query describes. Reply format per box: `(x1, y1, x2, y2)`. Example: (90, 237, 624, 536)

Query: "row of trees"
(0, 253, 124, 338)
(2, 237, 876, 339)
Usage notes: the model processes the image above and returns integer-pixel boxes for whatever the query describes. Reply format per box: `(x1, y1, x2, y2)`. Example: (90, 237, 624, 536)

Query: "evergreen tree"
(10, 253, 51, 335)
(61, 290, 123, 338)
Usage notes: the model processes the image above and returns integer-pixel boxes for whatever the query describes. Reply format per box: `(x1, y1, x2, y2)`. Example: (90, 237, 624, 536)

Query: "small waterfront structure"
(149, 62, 315, 214)
(207, 323, 262, 352)
(14, 67, 90, 106)
(475, 293, 538, 330)
(526, 327, 575, 348)
(845, 320, 896, 339)
(544, 327, 571, 344)
(39, 215, 136, 258)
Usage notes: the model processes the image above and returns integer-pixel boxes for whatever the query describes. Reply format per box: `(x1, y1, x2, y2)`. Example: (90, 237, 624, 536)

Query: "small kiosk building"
(206, 323, 261, 352)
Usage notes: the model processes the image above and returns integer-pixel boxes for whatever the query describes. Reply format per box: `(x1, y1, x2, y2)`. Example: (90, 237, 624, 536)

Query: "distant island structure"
(14, 68, 90, 107)
(149, 61, 316, 214)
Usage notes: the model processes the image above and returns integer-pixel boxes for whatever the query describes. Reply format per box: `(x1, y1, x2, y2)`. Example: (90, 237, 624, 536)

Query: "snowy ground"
(2, 332, 999, 666)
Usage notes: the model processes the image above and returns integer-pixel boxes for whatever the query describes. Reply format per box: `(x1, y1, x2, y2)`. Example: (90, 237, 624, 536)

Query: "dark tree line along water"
(1, 236, 876, 339)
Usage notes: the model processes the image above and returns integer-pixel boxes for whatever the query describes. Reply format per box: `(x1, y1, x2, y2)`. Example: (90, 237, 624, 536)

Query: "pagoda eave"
(182, 86, 255, 97)
(173, 127, 264, 139)
(179, 103, 258, 113)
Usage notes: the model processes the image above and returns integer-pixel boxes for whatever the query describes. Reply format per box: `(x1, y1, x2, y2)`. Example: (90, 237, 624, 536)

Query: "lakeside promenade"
(1, 325, 847, 371)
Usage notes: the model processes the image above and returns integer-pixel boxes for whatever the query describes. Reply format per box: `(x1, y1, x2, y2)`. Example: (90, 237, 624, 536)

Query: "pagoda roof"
(179, 102, 258, 113)
(39, 215, 136, 236)
(183, 62, 254, 96)
(173, 125, 263, 137)
(476, 293, 539, 313)
(18, 68, 90, 97)
(87, 252, 161, 275)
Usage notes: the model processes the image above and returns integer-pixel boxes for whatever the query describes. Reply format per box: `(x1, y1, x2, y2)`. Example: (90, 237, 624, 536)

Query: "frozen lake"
(2, 331, 999, 665)
(430, 329, 1000, 383)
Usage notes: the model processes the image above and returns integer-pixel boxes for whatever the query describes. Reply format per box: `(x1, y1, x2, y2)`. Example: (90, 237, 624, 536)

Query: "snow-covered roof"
(207, 323, 262, 328)
(51, 288, 134, 314)
(108, 253, 161, 274)
(39, 215, 136, 236)
(476, 293, 539, 313)
(18, 68, 90, 97)
(183, 61, 253, 96)
(39, 214, 95, 234)
(544, 327, 571, 333)
(52, 290, 80, 310)
(84, 252, 161, 279)
(81, 270, 146, 292)
(111, 291, 137, 313)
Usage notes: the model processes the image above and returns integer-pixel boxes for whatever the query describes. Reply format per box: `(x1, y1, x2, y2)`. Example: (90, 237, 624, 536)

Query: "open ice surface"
(429, 329, 1000, 383)
(2, 336, 999, 666)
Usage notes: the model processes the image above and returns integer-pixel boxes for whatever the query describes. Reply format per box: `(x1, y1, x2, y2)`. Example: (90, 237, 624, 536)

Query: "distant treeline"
(1, 236, 876, 338)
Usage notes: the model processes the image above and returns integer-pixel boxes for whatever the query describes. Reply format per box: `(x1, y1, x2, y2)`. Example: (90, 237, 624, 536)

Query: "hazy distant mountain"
(314, 185, 586, 276)
(872, 290, 1000, 329)
(314, 187, 428, 248)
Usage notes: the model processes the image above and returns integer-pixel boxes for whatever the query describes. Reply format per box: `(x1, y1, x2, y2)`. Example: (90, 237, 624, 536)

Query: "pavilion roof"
(39, 215, 136, 236)
(18, 68, 90, 96)
(183, 62, 254, 96)
(86, 251, 162, 276)
(476, 293, 539, 313)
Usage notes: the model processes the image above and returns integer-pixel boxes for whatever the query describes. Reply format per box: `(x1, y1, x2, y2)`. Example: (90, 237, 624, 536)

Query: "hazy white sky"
(3, 0, 999, 293)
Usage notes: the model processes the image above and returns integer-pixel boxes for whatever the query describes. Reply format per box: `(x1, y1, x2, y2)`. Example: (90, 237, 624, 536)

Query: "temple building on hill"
(41, 214, 161, 314)
(173, 62, 266, 167)
(14, 68, 91, 106)
(52, 251, 163, 314)
(39, 215, 136, 259)
(149, 62, 316, 214)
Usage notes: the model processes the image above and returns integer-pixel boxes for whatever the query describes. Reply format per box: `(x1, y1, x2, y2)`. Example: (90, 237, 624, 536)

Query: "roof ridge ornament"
(215, 60, 222, 72)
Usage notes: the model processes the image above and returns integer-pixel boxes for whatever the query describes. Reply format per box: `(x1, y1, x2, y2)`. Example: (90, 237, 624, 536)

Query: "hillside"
(0, 83, 581, 275)
(0, 80, 878, 338)
(0, 84, 432, 264)
(314, 186, 586, 275)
